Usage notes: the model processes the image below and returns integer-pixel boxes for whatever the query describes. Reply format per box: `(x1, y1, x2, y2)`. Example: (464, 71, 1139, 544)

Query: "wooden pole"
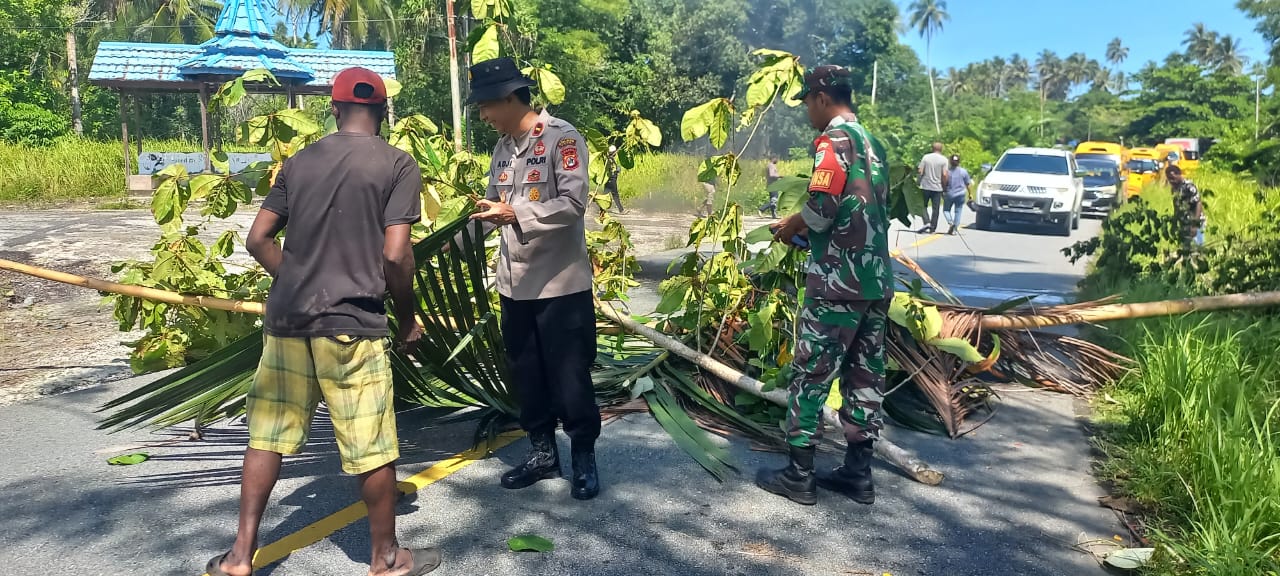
(0, 259, 263, 315)
(387, 97, 397, 127)
(199, 83, 212, 174)
(445, 0, 464, 149)
(132, 93, 142, 160)
(979, 290, 1280, 330)
(119, 91, 131, 181)
(871, 60, 878, 107)
(594, 296, 946, 486)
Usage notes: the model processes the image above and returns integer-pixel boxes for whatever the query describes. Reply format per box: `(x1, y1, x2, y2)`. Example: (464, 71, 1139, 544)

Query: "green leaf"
(983, 295, 1038, 315)
(654, 278, 692, 314)
(680, 98, 733, 148)
(383, 77, 402, 99)
(471, 24, 499, 63)
(189, 175, 221, 200)
(630, 376, 655, 399)
(211, 231, 238, 259)
(745, 78, 776, 110)
(627, 114, 662, 147)
(507, 534, 554, 553)
(928, 337, 985, 363)
(747, 300, 776, 352)
(107, 453, 149, 465)
(210, 149, 230, 173)
(744, 224, 774, 244)
(772, 176, 810, 215)
(920, 305, 943, 341)
(523, 67, 566, 105)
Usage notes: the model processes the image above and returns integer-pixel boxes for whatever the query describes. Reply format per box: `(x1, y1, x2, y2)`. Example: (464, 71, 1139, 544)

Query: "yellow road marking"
(891, 232, 942, 257)
(203, 431, 523, 575)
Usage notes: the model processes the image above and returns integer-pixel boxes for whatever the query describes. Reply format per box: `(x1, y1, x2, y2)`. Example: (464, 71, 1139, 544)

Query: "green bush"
(0, 139, 123, 202)
(0, 102, 68, 146)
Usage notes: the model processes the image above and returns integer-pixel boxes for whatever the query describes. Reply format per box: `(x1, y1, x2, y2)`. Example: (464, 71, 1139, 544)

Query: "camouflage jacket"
(1171, 180, 1204, 242)
(800, 116, 894, 302)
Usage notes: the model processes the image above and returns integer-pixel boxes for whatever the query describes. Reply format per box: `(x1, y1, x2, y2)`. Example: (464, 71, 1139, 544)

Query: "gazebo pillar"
(387, 97, 397, 127)
(199, 82, 212, 173)
(118, 92, 131, 181)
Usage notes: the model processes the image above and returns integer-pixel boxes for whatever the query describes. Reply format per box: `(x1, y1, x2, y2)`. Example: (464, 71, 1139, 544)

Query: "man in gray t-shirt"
(916, 142, 950, 233)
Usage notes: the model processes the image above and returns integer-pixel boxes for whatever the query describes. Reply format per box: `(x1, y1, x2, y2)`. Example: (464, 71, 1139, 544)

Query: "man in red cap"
(206, 67, 440, 576)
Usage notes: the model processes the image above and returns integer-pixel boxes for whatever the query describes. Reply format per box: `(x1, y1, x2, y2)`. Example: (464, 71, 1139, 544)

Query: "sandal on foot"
(404, 547, 442, 576)
(204, 552, 251, 576)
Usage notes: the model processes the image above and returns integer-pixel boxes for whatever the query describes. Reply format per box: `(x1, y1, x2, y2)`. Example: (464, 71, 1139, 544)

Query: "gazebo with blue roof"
(89, 0, 397, 185)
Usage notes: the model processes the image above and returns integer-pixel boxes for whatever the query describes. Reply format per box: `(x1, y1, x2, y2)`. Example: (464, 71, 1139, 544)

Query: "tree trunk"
(927, 42, 940, 134)
(66, 31, 83, 136)
(980, 290, 1280, 330)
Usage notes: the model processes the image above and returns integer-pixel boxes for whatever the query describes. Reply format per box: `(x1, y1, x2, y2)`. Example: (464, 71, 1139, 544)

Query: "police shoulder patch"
(557, 137, 576, 149)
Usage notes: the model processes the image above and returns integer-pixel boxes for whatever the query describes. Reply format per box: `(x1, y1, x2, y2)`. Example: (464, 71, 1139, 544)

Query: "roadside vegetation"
(1070, 170, 1280, 575)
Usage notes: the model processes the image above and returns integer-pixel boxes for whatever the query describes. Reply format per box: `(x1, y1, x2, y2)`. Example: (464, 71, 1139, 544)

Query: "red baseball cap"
(332, 67, 388, 105)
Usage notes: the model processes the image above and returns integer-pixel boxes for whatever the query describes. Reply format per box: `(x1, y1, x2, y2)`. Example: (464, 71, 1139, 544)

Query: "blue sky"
(897, 0, 1267, 73)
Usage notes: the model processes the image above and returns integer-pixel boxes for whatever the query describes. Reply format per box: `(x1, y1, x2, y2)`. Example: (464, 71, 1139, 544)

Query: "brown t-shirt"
(261, 132, 422, 338)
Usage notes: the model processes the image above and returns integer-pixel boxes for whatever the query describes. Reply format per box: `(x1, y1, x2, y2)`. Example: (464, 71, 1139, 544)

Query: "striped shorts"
(246, 334, 399, 475)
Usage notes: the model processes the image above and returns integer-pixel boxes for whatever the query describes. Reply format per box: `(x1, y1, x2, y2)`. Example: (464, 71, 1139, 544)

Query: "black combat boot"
(501, 432, 561, 489)
(755, 445, 817, 505)
(569, 445, 600, 501)
(816, 439, 875, 504)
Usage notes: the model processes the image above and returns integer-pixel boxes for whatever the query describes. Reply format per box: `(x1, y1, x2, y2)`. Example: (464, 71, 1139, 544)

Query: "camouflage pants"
(784, 298, 891, 448)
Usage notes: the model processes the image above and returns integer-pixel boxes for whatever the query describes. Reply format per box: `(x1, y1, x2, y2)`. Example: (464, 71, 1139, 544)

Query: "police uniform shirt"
(486, 109, 593, 301)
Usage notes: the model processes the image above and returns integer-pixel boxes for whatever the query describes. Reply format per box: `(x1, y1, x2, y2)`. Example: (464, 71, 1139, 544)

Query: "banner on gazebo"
(138, 152, 273, 175)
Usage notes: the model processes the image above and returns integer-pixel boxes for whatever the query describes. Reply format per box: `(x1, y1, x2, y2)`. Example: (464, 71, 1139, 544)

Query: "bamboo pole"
(594, 296, 946, 486)
(979, 290, 1280, 330)
(1, 258, 264, 314)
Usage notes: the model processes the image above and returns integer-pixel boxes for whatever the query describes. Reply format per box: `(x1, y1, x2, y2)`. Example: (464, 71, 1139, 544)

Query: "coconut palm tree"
(1034, 50, 1062, 137)
(941, 67, 965, 96)
(990, 56, 1008, 97)
(281, 0, 398, 49)
(1211, 34, 1246, 74)
(1105, 37, 1128, 92)
(1064, 52, 1091, 92)
(1184, 23, 1219, 65)
(1007, 54, 1032, 91)
(909, 0, 949, 134)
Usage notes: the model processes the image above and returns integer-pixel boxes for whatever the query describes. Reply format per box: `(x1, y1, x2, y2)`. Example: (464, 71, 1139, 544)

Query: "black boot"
(501, 432, 561, 489)
(755, 445, 817, 505)
(570, 446, 599, 501)
(817, 439, 875, 504)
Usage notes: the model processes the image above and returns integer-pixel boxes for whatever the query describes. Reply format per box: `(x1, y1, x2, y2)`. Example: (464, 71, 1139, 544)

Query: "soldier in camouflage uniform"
(1167, 165, 1204, 247)
(758, 65, 894, 506)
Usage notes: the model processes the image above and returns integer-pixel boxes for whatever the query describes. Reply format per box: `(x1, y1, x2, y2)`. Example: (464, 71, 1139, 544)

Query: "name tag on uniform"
(525, 168, 547, 184)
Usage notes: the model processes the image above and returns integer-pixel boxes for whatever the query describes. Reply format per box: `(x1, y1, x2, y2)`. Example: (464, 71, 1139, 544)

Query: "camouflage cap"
(796, 65, 854, 100)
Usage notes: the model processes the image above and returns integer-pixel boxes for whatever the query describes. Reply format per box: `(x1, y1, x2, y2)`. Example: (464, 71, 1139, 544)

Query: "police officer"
(466, 57, 601, 500)
(759, 65, 895, 506)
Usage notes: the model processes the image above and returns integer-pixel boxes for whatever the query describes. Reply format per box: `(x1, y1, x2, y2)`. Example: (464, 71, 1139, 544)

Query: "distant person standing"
(604, 145, 624, 214)
(1167, 165, 1204, 247)
(916, 142, 949, 234)
(759, 156, 781, 218)
(943, 154, 971, 235)
(700, 175, 717, 217)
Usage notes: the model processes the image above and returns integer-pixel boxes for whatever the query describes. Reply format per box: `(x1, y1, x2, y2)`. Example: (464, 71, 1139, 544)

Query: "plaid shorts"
(246, 334, 400, 475)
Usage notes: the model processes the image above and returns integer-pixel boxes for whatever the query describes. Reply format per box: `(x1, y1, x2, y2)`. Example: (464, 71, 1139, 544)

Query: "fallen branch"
(594, 296, 945, 486)
(979, 290, 1280, 330)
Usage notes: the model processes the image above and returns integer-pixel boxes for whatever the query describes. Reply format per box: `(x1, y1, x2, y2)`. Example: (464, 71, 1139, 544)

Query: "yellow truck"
(1074, 141, 1129, 214)
(1126, 147, 1162, 198)
(1164, 138, 1202, 176)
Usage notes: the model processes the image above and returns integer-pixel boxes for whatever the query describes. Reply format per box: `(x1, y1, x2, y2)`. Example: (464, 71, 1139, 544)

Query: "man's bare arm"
(246, 209, 287, 276)
(384, 223, 422, 349)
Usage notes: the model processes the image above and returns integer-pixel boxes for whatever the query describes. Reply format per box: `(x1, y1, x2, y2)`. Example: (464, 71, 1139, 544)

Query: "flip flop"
(404, 547, 442, 576)
(204, 552, 250, 576)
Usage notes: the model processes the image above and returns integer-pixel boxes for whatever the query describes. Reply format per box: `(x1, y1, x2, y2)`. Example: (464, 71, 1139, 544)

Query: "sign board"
(137, 152, 273, 176)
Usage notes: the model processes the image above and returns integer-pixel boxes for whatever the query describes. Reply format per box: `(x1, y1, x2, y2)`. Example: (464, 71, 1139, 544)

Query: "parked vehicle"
(1164, 137, 1202, 176)
(1125, 157, 1162, 197)
(1074, 141, 1129, 215)
(974, 147, 1084, 236)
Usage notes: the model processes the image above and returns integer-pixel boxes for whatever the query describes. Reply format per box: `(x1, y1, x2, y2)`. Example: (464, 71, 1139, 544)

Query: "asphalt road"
(0, 209, 1120, 576)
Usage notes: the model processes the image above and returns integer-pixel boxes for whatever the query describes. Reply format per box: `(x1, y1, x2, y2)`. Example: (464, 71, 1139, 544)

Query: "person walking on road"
(1167, 165, 1204, 247)
(917, 142, 949, 234)
(760, 65, 895, 507)
(759, 155, 781, 218)
(943, 154, 972, 235)
(468, 57, 603, 501)
(208, 67, 440, 576)
(604, 145, 625, 214)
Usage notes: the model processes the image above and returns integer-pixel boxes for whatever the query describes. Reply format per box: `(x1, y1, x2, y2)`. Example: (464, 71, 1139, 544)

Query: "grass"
(1083, 168, 1280, 575)
(0, 138, 269, 205)
(619, 154, 808, 213)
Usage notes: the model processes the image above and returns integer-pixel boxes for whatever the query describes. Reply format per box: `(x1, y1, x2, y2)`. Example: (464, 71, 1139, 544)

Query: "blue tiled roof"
(179, 0, 313, 80)
(214, 0, 272, 38)
(89, 43, 397, 87)
(89, 0, 397, 88)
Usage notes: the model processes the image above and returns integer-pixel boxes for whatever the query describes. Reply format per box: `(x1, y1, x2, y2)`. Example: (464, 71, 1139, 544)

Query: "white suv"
(973, 147, 1084, 236)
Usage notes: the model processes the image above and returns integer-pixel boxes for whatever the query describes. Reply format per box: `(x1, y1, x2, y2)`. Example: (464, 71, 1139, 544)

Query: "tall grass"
(1085, 168, 1280, 575)
(0, 139, 125, 203)
(619, 154, 808, 213)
